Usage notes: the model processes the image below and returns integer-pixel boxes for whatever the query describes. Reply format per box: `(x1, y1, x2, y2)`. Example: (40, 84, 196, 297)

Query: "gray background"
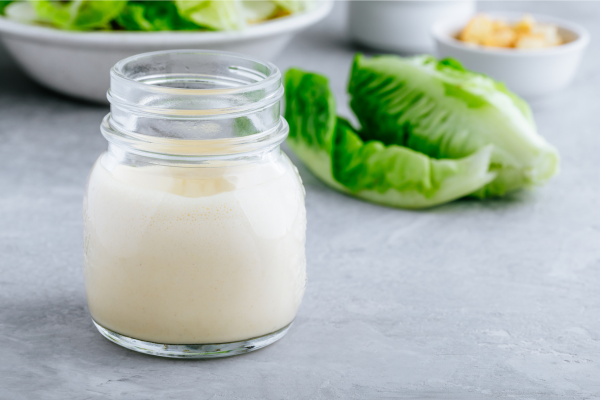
(1, 2, 600, 399)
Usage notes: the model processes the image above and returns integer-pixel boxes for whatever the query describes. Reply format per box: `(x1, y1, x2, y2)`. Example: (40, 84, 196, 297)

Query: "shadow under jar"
(83, 50, 307, 358)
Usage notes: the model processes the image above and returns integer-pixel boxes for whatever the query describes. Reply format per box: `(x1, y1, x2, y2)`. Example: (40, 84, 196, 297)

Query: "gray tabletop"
(2, 2, 600, 399)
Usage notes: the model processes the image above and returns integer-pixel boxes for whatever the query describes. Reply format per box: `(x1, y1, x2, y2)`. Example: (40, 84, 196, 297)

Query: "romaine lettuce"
(349, 54, 559, 198)
(285, 68, 496, 209)
(117, 1, 198, 31)
(174, 0, 244, 31)
(285, 55, 559, 208)
(332, 119, 495, 208)
(29, 0, 126, 30)
(0, 1, 12, 14)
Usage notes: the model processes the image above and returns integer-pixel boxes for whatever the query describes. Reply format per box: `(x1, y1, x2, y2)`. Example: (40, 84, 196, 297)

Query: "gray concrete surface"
(2, 2, 600, 399)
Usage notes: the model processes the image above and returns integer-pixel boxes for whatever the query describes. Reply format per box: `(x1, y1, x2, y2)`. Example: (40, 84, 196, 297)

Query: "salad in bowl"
(0, 0, 331, 102)
(0, 0, 314, 31)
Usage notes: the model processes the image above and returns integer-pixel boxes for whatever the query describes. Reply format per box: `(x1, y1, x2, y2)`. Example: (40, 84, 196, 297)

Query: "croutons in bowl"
(432, 12, 589, 98)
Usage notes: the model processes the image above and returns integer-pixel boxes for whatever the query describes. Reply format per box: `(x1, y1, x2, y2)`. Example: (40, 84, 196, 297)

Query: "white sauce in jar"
(83, 153, 306, 344)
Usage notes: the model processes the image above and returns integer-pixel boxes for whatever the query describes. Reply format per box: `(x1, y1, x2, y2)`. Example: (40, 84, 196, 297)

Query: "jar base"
(92, 320, 293, 359)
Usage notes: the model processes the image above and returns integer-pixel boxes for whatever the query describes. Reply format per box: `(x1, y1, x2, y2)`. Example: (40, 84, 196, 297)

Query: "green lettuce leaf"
(285, 68, 340, 189)
(115, 2, 152, 30)
(285, 68, 496, 209)
(116, 1, 198, 31)
(349, 54, 559, 197)
(174, 0, 245, 31)
(0, 1, 13, 15)
(333, 119, 495, 208)
(29, 0, 127, 30)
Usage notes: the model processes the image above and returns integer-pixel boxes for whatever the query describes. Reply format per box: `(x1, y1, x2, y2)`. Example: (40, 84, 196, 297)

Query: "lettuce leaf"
(174, 0, 245, 31)
(285, 68, 496, 209)
(0, 1, 13, 15)
(116, 1, 198, 31)
(285, 68, 340, 189)
(333, 119, 495, 208)
(29, 0, 127, 30)
(349, 54, 559, 197)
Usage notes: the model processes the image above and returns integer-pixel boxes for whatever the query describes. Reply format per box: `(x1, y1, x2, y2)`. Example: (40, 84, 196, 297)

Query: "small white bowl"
(432, 12, 590, 98)
(0, 1, 332, 103)
(349, 1, 475, 54)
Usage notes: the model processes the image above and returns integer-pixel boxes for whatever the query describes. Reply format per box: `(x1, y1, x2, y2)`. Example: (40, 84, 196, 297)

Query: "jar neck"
(102, 114, 288, 166)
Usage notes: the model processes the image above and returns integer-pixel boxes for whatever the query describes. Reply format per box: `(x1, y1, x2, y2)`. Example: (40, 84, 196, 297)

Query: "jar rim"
(107, 49, 284, 124)
(110, 49, 282, 98)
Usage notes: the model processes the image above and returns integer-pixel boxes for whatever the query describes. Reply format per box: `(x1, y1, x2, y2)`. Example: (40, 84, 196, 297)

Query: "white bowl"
(349, 1, 475, 54)
(432, 12, 590, 98)
(0, 1, 332, 103)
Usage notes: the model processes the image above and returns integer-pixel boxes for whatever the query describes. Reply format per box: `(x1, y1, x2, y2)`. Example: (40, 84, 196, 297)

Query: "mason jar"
(83, 50, 307, 358)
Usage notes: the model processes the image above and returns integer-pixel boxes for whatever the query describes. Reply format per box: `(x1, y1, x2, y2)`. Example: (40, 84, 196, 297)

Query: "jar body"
(83, 146, 306, 345)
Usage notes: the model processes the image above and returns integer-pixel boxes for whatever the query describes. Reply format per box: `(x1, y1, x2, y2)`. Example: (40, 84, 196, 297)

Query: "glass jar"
(83, 50, 307, 358)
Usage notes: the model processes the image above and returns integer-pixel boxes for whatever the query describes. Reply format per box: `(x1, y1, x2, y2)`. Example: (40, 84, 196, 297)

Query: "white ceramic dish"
(349, 1, 475, 54)
(432, 11, 590, 98)
(0, 1, 332, 103)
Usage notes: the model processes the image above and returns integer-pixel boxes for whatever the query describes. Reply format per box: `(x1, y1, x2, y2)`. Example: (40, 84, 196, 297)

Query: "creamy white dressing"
(83, 153, 306, 344)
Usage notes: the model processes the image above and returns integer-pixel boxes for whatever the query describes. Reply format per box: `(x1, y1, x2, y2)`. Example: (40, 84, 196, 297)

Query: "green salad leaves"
(1, 0, 311, 31)
(117, 2, 198, 31)
(285, 55, 559, 209)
